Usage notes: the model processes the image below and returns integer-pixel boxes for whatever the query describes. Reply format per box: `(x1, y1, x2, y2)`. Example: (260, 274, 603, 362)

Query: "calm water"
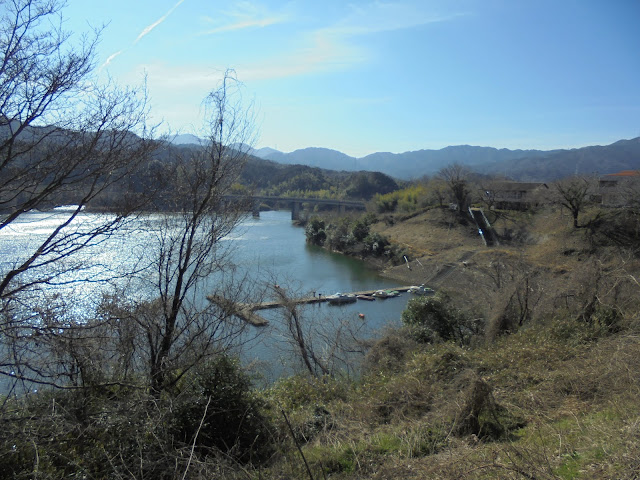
(231, 211, 409, 379)
(0, 210, 410, 379)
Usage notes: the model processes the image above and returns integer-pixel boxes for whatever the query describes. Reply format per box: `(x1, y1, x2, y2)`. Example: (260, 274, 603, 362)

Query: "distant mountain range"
(166, 133, 205, 146)
(172, 136, 640, 182)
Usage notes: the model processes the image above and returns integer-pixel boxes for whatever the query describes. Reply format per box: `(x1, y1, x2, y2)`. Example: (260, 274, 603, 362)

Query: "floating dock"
(208, 286, 418, 327)
(207, 294, 270, 327)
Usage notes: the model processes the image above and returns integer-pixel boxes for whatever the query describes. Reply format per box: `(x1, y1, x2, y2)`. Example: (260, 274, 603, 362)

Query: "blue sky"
(65, 0, 639, 157)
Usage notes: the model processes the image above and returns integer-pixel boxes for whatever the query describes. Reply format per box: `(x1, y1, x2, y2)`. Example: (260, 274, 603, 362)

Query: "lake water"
(0, 210, 410, 380)
(230, 211, 409, 379)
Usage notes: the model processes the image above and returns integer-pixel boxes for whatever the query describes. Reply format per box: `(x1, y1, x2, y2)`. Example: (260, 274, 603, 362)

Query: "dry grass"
(261, 321, 640, 479)
(257, 205, 640, 479)
(373, 208, 478, 258)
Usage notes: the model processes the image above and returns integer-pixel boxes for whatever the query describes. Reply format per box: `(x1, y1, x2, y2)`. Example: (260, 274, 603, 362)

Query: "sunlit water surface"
(1, 210, 414, 380)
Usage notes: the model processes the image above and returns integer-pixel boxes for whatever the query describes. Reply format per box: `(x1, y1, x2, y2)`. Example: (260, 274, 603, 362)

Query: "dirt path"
(425, 251, 476, 286)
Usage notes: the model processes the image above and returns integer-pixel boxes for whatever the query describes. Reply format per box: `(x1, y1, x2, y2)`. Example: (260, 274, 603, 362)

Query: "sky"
(63, 0, 640, 158)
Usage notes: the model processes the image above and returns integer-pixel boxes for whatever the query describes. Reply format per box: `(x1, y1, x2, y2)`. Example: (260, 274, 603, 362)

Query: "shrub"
(454, 375, 525, 440)
(266, 374, 349, 412)
(352, 218, 370, 241)
(363, 232, 390, 256)
(374, 193, 398, 213)
(586, 208, 640, 252)
(401, 292, 481, 345)
(305, 216, 327, 245)
(171, 355, 274, 464)
(362, 330, 420, 374)
(325, 217, 354, 251)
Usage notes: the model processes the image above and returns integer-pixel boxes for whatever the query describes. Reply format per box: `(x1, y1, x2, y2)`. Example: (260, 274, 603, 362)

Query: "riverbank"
(306, 202, 640, 317)
(257, 203, 640, 479)
(363, 207, 486, 293)
(6, 207, 639, 478)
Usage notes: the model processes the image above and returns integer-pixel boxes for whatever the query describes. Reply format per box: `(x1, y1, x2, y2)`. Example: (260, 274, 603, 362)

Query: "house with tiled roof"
(481, 181, 549, 210)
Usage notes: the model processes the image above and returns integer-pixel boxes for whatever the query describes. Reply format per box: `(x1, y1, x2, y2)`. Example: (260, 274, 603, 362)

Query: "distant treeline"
(80, 142, 401, 211)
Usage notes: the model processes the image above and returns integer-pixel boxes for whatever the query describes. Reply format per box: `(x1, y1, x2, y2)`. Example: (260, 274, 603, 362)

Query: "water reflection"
(0, 210, 410, 378)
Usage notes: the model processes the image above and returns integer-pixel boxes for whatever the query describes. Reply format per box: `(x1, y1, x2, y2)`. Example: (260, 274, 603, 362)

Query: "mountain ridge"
(250, 138, 640, 181)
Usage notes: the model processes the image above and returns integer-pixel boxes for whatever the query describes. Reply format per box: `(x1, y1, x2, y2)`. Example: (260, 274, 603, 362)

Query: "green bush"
(352, 218, 370, 241)
(305, 216, 327, 245)
(374, 184, 430, 213)
(401, 292, 481, 345)
(363, 232, 390, 256)
(171, 355, 274, 464)
(326, 217, 354, 250)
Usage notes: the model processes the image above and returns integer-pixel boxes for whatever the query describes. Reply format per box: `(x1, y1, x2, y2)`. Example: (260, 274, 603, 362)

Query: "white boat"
(357, 294, 376, 301)
(408, 284, 434, 296)
(373, 289, 400, 298)
(326, 293, 357, 305)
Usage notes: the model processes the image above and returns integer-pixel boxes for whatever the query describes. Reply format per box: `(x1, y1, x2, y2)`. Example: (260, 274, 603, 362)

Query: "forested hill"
(153, 142, 400, 201)
(239, 153, 399, 199)
(1, 123, 398, 210)
(480, 137, 640, 181)
(248, 137, 640, 181)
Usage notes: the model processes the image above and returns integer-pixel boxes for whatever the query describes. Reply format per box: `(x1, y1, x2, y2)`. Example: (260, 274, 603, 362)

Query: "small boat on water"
(373, 289, 400, 299)
(326, 293, 357, 305)
(357, 294, 375, 301)
(408, 284, 435, 296)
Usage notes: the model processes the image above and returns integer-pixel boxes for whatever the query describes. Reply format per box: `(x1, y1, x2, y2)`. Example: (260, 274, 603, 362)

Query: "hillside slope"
(263, 205, 640, 479)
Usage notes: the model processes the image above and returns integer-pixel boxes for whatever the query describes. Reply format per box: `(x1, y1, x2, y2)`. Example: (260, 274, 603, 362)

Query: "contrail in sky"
(102, 50, 123, 67)
(101, 0, 186, 69)
(135, 0, 187, 44)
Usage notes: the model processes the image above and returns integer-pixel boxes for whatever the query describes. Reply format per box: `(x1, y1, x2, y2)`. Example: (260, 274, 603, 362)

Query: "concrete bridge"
(225, 195, 366, 220)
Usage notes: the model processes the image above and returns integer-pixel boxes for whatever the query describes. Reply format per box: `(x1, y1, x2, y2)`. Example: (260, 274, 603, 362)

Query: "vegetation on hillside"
(3, 202, 639, 479)
(2, 2, 640, 478)
(253, 168, 400, 202)
(304, 212, 410, 265)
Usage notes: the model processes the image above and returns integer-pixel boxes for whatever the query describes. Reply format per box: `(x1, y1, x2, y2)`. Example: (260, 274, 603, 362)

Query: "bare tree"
(0, 0, 155, 302)
(481, 253, 544, 341)
(554, 175, 594, 228)
(0, 0, 157, 390)
(0, 72, 257, 394)
(438, 163, 473, 214)
(620, 172, 640, 208)
(273, 285, 330, 377)
(428, 176, 449, 207)
(133, 71, 256, 395)
(478, 178, 507, 212)
(271, 282, 368, 379)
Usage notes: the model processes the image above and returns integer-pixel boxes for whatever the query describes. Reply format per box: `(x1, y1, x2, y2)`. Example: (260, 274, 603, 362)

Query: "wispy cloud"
(199, 1, 288, 35)
(101, 0, 186, 69)
(135, 0, 187, 44)
(236, 35, 365, 81)
(123, 2, 467, 85)
(102, 50, 123, 68)
(327, 1, 469, 37)
(136, 2, 467, 82)
(201, 16, 284, 35)
(235, 1, 468, 80)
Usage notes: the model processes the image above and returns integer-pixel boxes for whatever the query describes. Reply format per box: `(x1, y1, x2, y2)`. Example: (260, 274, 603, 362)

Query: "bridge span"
(225, 195, 366, 220)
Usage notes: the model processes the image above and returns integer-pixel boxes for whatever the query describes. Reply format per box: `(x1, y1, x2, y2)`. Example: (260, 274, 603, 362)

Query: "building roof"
(602, 170, 640, 177)
(485, 181, 548, 191)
